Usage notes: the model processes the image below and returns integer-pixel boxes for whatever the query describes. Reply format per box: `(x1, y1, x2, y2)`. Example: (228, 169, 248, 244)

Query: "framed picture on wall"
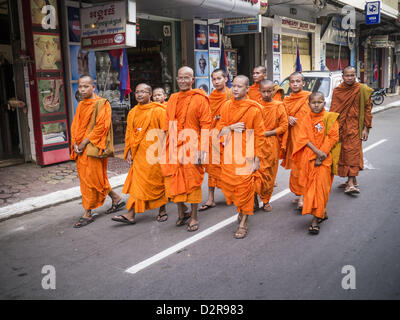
(196, 78, 210, 95)
(195, 24, 208, 50)
(195, 51, 209, 77)
(38, 78, 65, 115)
(33, 33, 62, 71)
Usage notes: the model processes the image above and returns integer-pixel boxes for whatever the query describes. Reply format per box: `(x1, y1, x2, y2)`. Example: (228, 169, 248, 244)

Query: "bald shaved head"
(178, 66, 194, 77)
(343, 66, 356, 74)
(259, 79, 274, 88)
(79, 74, 95, 85)
(135, 83, 152, 93)
(234, 75, 250, 87)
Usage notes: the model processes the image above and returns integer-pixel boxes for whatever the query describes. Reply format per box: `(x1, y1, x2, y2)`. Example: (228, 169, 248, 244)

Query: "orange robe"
(281, 90, 311, 195)
(70, 95, 112, 210)
(292, 110, 339, 218)
(217, 98, 266, 215)
(255, 100, 288, 203)
(122, 102, 168, 213)
(161, 89, 211, 203)
(330, 82, 373, 177)
(206, 88, 231, 188)
(248, 83, 285, 102)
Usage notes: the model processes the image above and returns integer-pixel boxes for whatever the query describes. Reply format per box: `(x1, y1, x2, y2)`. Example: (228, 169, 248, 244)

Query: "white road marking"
(363, 139, 387, 153)
(125, 188, 291, 275)
(126, 139, 388, 275)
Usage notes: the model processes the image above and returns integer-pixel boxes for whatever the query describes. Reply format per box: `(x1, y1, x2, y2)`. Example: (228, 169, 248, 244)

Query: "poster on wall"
(209, 25, 220, 48)
(209, 49, 220, 75)
(41, 121, 68, 146)
(196, 78, 209, 95)
(68, 6, 81, 42)
(31, 0, 59, 28)
(273, 54, 281, 75)
(273, 34, 280, 53)
(195, 24, 208, 50)
(69, 45, 96, 80)
(38, 78, 65, 115)
(33, 34, 62, 70)
(195, 51, 209, 77)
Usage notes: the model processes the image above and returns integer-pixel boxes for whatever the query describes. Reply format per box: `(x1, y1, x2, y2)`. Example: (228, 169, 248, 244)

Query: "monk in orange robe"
(161, 66, 211, 232)
(292, 92, 339, 234)
(217, 75, 266, 239)
(111, 84, 168, 225)
(71, 75, 125, 228)
(254, 80, 288, 212)
(281, 72, 311, 209)
(248, 66, 284, 102)
(330, 66, 374, 194)
(153, 87, 168, 108)
(199, 68, 231, 211)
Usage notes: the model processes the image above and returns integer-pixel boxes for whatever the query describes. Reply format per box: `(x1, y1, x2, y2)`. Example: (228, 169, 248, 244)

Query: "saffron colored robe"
(281, 90, 311, 195)
(161, 89, 211, 203)
(254, 99, 288, 204)
(329, 82, 373, 177)
(70, 95, 112, 210)
(217, 98, 266, 215)
(122, 102, 168, 213)
(206, 88, 231, 188)
(292, 110, 339, 219)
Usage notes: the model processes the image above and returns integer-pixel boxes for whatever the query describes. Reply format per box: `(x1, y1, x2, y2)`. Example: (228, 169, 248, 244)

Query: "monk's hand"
(362, 127, 369, 141)
(288, 116, 297, 126)
(78, 138, 90, 153)
(126, 150, 133, 165)
(252, 156, 260, 172)
(195, 150, 206, 167)
(265, 130, 275, 137)
(73, 143, 81, 154)
(229, 122, 245, 133)
(314, 157, 322, 167)
(316, 150, 327, 161)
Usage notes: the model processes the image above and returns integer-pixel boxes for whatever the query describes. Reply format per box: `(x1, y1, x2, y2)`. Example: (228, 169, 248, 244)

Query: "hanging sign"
(365, 1, 381, 25)
(80, 0, 136, 51)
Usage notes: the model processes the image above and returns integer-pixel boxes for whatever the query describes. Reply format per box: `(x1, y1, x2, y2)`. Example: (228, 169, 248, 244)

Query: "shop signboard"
(365, 1, 381, 25)
(224, 15, 261, 35)
(80, 0, 136, 51)
(281, 16, 316, 33)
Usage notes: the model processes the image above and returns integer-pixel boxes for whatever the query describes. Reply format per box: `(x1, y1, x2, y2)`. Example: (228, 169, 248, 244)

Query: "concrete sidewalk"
(0, 95, 399, 222)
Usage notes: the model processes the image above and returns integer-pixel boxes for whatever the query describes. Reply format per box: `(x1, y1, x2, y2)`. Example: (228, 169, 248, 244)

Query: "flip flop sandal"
(344, 185, 360, 194)
(198, 203, 216, 211)
(73, 217, 94, 228)
(187, 223, 199, 232)
(156, 212, 168, 222)
(339, 183, 359, 189)
(317, 217, 328, 224)
(105, 201, 126, 214)
(176, 213, 191, 226)
(234, 226, 248, 239)
(111, 215, 136, 225)
(308, 225, 320, 235)
(263, 203, 272, 212)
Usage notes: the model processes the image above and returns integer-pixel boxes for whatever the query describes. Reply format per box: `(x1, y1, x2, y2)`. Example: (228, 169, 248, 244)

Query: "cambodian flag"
(109, 48, 131, 101)
(295, 43, 302, 72)
(220, 43, 232, 88)
(373, 63, 378, 82)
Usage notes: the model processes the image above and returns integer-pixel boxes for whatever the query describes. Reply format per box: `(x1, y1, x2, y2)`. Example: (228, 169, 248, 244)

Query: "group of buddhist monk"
(70, 65, 373, 239)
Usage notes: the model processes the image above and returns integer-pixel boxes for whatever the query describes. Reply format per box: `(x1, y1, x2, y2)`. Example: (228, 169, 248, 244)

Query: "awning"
(136, 0, 261, 20)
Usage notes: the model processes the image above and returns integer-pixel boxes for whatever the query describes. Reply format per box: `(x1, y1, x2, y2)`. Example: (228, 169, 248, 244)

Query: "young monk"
(217, 75, 265, 239)
(153, 87, 168, 107)
(281, 72, 311, 210)
(292, 92, 339, 234)
(199, 68, 231, 211)
(330, 66, 374, 194)
(71, 75, 125, 228)
(161, 66, 211, 232)
(111, 84, 168, 225)
(248, 66, 284, 102)
(254, 80, 288, 212)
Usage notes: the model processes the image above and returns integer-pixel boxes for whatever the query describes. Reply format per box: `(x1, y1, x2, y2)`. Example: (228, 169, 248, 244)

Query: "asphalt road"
(1, 107, 400, 300)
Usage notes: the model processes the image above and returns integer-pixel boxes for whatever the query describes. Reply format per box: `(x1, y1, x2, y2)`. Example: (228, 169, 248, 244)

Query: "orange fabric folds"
(161, 89, 211, 202)
(217, 98, 265, 215)
(70, 95, 112, 210)
(292, 110, 339, 219)
(122, 102, 168, 213)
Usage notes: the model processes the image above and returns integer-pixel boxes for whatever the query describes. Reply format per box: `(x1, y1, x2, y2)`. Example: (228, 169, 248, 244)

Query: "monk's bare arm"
(265, 129, 277, 137)
(306, 141, 327, 162)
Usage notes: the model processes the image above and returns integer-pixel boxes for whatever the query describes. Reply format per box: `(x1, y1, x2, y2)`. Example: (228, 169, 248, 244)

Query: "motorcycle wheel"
(372, 94, 384, 105)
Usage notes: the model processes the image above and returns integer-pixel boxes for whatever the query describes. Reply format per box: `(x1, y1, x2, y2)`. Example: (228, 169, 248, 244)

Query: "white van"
(279, 71, 344, 110)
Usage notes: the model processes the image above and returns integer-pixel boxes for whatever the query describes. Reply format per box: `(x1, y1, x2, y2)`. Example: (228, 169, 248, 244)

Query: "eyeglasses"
(176, 76, 193, 82)
(135, 90, 151, 94)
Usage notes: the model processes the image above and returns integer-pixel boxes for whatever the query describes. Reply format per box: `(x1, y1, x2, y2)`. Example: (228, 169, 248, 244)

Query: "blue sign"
(365, 1, 381, 25)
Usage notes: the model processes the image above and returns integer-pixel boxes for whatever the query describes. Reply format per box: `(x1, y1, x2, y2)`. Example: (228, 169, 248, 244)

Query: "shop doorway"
(281, 35, 311, 79)
(325, 43, 350, 71)
(0, 1, 23, 167)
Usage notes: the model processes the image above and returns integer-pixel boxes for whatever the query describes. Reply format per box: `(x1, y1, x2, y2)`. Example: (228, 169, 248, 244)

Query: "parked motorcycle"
(371, 88, 386, 106)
